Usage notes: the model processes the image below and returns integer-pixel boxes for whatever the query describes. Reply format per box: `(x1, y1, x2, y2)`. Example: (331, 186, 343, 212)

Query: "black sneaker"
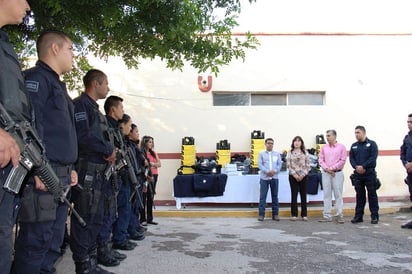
(371, 219, 379, 224)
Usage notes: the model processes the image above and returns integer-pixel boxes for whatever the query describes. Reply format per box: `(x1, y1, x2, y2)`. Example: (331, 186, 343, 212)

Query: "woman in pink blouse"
(140, 136, 161, 225)
(286, 136, 311, 221)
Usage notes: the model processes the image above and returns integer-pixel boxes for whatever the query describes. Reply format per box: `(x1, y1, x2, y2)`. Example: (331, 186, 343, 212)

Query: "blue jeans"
(258, 178, 279, 217)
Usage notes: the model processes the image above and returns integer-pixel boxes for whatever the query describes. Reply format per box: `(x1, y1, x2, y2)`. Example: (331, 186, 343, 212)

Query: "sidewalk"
(153, 200, 411, 218)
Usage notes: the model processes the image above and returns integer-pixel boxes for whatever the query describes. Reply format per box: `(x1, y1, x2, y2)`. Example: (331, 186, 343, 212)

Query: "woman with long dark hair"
(286, 136, 310, 221)
(140, 135, 161, 225)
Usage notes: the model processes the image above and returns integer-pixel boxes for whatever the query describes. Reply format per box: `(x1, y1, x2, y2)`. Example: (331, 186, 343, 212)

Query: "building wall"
(86, 0, 412, 203)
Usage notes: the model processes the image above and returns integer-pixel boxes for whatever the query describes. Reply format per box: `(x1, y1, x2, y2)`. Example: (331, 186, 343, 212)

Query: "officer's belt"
(50, 163, 73, 177)
(78, 158, 107, 173)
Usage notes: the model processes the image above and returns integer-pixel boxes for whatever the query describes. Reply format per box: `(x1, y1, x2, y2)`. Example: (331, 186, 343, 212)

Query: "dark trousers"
(289, 175, 308, 217)
(140, 174, 157, 223)
(354, 179, 379, 220)
(96, 180, 116, 246)
(112, 181, 131, 244)
(13, 199, 68, 274)
(70, 173, 105, 262)
(0, 187, 16, 274)
(407, 173, 412, 202)
(128, 180, 143, 235)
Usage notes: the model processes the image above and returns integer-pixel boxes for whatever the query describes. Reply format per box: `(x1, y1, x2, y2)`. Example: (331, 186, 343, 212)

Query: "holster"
(349, 174, 360, 187)
(18, 184, 57, 223)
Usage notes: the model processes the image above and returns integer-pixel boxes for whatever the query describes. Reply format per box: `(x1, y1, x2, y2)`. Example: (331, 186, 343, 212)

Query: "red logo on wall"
(198, 75, 212, 92)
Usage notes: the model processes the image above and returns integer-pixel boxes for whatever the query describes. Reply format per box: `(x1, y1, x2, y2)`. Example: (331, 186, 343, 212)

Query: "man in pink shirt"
(318, 130, 347, 223)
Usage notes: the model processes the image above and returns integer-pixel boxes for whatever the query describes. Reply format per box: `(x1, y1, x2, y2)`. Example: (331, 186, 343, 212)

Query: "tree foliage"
(5, 0, 259, 90)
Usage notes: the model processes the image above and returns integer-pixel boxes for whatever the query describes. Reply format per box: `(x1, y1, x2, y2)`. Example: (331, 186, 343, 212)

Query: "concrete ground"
(56, 201, 412, 274)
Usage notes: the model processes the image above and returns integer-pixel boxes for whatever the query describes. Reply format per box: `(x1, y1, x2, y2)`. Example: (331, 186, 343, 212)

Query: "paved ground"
(56, 206, 412, 274)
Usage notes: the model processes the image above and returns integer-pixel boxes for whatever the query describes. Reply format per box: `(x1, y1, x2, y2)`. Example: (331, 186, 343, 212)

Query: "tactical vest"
(0, 30, 33, 124)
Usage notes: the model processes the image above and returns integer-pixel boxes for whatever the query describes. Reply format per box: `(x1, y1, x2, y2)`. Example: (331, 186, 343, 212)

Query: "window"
(288, 93, 324, 105)
(251, 94, 286, 105)
(212, 91, 325, 106)
(213, 93, 249, 106)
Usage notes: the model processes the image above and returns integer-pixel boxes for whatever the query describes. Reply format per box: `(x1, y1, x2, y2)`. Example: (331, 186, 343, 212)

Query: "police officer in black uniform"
(400, 114, 412, 229)
(12, 30, 79, 274)
(104, 96, 137, 251)
(349, 125, 379, 224)
(127, 123, 147, 239)
(72, 69, 116, 274)
(0, 1, 31, 272)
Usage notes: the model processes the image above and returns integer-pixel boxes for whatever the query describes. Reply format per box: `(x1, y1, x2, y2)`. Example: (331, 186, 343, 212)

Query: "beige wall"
(85, 0, 412, 202)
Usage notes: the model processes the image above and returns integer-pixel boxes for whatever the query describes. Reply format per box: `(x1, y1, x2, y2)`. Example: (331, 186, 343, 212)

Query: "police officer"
(12, 30, 78, 273)
(0, 1, 31, 272)
(104, 96, 137, 251)
(72, 69, 116, 274)
(127, 123, 147, 239)
(400, 114, 412, 229)
(95, 98, 127, 265)
(349, 125, 379, 224)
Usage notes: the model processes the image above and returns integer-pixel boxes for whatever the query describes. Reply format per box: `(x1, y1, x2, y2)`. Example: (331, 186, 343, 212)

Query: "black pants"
(140, 174, 157, 223)
(70, 169, 105, 262)
(0, 187, 16, 274)
(407, 173, 412, 202)
(288, 175, 308, 217)
(354, 179, 379, 220)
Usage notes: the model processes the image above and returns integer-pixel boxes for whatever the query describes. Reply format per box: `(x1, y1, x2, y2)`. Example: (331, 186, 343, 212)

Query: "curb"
(154, 205, 405, 218)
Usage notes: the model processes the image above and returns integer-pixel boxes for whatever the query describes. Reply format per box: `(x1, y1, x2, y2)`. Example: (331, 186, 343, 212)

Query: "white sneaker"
(290, 216, 297, 221)
(336, 216, 345, 224)
(318, 217, 332, 222)
(302, 217, 308, 221)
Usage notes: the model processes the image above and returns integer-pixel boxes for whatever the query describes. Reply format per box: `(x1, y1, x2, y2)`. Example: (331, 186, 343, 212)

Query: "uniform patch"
(25, 80, 39, 93)
(75, 112, 87, 122)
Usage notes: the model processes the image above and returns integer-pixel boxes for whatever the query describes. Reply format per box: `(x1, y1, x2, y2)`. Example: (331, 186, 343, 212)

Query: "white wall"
(85, 0, 412, 202)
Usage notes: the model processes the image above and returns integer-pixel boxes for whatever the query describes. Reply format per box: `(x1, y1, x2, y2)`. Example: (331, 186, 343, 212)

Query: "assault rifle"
(0, 102, 86, 227)
(129, 165, 145, 208)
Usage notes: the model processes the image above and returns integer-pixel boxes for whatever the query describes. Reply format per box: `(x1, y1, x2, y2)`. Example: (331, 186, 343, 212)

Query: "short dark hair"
(104, 95, 123, 115)
(83, 69, 107, 88)
(355, 125, 366, 133)
(119, 113, 131, 125)
(408, 113, 412, 118)
(37, 30, 70, 58)
(265, 138, 274, 144)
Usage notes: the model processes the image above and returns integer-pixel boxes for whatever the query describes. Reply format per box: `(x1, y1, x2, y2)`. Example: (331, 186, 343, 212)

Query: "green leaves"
(9, 0, 259, 82)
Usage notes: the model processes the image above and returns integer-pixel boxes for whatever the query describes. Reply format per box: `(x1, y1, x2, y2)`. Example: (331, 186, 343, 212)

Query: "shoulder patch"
(25, 80, 39, 93)
(75, 112, 87, 122)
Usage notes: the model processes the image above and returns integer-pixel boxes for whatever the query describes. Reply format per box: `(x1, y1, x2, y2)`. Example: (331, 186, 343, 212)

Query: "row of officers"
(1, 28, 158, 274)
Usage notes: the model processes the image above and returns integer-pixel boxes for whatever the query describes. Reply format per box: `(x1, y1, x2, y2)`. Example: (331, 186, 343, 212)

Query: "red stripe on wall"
(158, 150, 400, 160)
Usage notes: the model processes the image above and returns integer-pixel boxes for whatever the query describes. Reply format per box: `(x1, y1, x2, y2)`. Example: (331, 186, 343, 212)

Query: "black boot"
(90, 253, 115, 274)
(97, 244, 120, 267)
(75, 258, 92, 274)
